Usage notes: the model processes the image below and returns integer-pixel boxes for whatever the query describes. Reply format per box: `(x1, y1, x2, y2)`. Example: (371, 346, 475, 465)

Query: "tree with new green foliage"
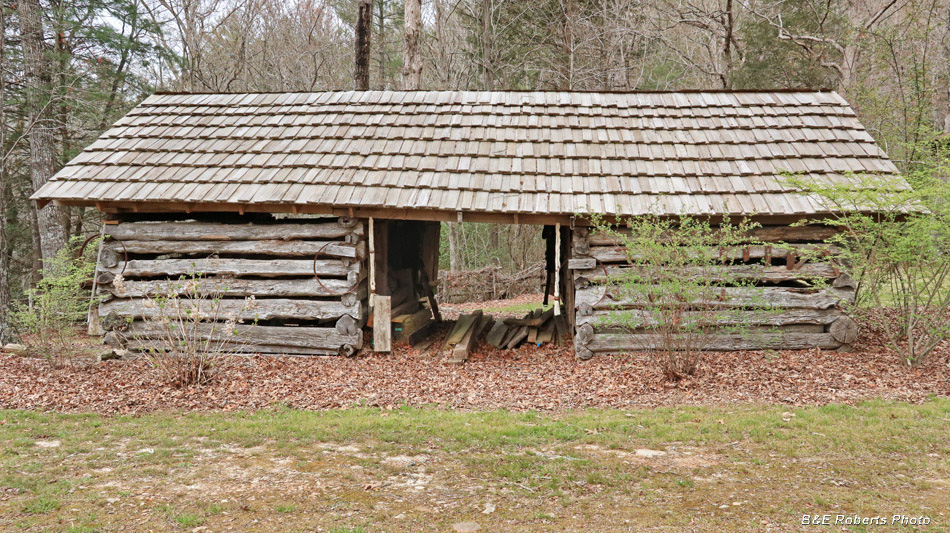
(114, 272, 254, 387)
(2, 0, 162, 338)
(786, 162, 950, 364)
(10, 236, 100, 367)
(587, 214, 775, 380)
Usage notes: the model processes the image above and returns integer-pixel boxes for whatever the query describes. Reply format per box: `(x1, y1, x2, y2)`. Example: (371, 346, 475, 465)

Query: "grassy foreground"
(1, 399, 947, 532)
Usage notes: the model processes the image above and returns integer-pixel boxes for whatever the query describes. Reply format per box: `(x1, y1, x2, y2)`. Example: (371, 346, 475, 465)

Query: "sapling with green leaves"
(11, 236, 101, 368)
(113, 271, 257, 387)
(587, 214, 776, 380)
(785, 170, 950, 364)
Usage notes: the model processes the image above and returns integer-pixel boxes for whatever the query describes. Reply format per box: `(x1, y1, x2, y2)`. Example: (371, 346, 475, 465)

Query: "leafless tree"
(19, 0, 69, 265)
(403, 0, 422, 88)
(743, 0, 909, 89)
(1, 5, 10, 342)
(194, 0, 351, 91)
(424, 0, 476, 89)
(356, 0, 373, 89)
(652, 0, 746, 89)
(143, 0, 248, 90)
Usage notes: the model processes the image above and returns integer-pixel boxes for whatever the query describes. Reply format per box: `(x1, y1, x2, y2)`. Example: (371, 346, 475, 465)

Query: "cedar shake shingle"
(33, 90, 903, 217)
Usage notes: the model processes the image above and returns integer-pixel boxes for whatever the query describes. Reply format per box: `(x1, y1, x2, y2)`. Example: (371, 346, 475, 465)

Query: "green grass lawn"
(481, 301, 553, 314)
(1, 399, 948, 531)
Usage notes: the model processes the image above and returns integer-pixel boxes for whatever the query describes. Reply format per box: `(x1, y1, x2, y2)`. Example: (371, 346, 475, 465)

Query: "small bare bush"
(115, 273, 255, 387)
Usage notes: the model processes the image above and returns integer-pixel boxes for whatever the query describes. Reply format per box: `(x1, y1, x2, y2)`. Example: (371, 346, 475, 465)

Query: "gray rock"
(97, 348, 128, 362)
(453, 522, 481, 532)
(103, 331, 126, 348)
(2, 343, 28, 356)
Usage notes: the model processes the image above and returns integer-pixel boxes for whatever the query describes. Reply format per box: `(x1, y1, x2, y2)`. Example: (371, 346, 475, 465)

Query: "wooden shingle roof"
(33, 90, 901, 219)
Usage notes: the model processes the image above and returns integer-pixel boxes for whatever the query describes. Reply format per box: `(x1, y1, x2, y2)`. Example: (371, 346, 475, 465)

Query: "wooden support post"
(562, 226, 575, 335)
(421, 221, 440, 283)
(372, 219, 389, 296)
(373, 295, 391, 352)
(87, 224, 107, 336)
(554, 222, 561, 316)
(368, 217, 375, 311)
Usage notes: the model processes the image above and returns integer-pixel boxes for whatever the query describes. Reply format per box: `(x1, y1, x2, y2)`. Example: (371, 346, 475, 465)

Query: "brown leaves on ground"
(1, 321, 947, 414)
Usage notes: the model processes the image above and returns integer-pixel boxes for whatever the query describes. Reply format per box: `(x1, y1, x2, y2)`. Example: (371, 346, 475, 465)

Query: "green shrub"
(116, 271, 254, 387)
(11, 237, 99, 368)
(786, 171, 950, 364)
(587, 214, 774, 379)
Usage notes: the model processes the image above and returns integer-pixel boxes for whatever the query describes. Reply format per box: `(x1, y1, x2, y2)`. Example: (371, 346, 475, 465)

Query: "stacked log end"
(570, 224, 858, 358)
(94, 215, 366, 356)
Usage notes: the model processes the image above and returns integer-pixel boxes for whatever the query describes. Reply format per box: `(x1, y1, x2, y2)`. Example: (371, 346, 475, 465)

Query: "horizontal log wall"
(570, 224, 857, 359)
(94, 215, 366, 356)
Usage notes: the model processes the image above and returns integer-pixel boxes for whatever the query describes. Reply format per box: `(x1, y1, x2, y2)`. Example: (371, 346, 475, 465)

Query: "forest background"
(1, 0, 949, 340)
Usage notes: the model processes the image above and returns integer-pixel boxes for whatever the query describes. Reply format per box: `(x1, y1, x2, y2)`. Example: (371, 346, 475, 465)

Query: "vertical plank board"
(421, 221, 441, 283)
(554, 222, 561, 316)
(374, 219, 390, 295)
(561, 226, 575, 334)
(373, 295, 392, 352)
(369, 217, 376, 310)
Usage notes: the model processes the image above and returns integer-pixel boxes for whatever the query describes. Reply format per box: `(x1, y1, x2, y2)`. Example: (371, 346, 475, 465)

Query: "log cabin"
(32, 90, 904, 357)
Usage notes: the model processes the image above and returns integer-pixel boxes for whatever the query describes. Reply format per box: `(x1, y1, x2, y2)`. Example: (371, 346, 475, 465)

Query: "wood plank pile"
(484, 308, 571, 351)
(388, 267, 440, 346)
(442, 311, 492, 364)
(440, 307, 571, 364)
(95, 214, 367, 356)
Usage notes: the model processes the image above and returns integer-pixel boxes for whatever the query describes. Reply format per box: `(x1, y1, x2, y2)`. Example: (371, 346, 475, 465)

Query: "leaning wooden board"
(447, 313, 491, 364)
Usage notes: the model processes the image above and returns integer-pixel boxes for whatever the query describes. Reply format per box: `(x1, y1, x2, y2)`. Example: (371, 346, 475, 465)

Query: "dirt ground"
(1, 307, 947, 414)
(1, 401, 947, 532)
(1, 297, 948, 531)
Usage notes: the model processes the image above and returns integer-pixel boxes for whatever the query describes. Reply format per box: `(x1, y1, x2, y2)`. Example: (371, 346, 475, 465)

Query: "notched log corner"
(100, 311, 128, 332)
(335, 314, 359, 335)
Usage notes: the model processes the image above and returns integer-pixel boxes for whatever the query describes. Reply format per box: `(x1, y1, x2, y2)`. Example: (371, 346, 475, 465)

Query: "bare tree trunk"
(480, 0, 495, 90)
(0, 8, 9, 342)
(721, 0, 734, 89)
(355, 0, 372, 90)
(448, 223, 458, 272)
(29, 209, 43, 284)
(402, 0, 422, 89)
(559, 0, 577, 90)
(21, 0, 68, 266)
(376, 0, 387, 88)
